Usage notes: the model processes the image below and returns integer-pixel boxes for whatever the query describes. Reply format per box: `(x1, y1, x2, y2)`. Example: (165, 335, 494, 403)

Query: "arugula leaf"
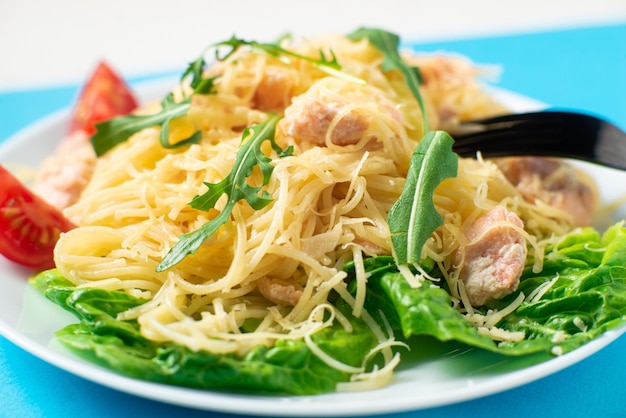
(91, 95, 187, 156)
(91, 31, 368, 158)
(387, 131, 457, 265)
(347, 27, 428, 132)
(181, 56, 217, 94)
(213, 36, 365, 85)
(156, 113, 289, 271)
(91, 61, 218, 157)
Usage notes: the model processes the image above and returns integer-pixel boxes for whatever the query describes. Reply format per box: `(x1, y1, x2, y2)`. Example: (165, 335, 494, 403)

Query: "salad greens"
(156, 114, 291, 271)
(91, 34, 363, 158)
(32, 222, 626, 394)
(91, 94, 198, 157)
(32, 270, 380, 395)
(387, 131, 457, 265)
(213, 36, 365, 85)
(354, 223, 626, 356)
(348, 28, 428, 132)
(90, 63, 217, 157)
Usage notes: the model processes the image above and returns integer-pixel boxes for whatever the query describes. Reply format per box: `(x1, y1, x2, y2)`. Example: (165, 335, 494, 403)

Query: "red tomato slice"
(0, 165, 76, 270)
(68, 61, 138, 135)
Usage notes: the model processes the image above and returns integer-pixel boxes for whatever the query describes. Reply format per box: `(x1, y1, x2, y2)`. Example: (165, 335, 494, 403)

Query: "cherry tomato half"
(0, 165, 76, 270)
(68, 61, 138, 135)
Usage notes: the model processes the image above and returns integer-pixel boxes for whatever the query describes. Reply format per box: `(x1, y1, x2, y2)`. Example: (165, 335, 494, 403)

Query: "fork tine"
(451, 111, 626, 170)
(452, 125, 569, 155)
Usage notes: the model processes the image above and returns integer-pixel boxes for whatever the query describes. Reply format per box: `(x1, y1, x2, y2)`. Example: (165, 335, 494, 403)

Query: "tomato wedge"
(68, 61, 138, 135)
(0, 166, 76, 270)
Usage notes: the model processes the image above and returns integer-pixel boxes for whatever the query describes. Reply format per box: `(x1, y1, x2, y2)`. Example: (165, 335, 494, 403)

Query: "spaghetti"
(51, 31, 589, 389)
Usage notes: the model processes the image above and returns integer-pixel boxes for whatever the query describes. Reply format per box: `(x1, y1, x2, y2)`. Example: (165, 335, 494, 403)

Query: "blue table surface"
(1, 23, 625, 418)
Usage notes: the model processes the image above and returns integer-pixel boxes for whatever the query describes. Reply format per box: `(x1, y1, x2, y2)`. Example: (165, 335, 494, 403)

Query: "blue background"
(1, 22, 625, 418)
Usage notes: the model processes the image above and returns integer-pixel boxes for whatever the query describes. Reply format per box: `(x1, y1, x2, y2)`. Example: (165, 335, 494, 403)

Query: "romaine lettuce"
(30, 223, 626, 394)
(31, 270, 379, 395)
(357, 222, 626, 356)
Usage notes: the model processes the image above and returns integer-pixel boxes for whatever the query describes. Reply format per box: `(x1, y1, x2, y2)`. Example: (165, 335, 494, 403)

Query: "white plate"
(1, 80, 625, 417)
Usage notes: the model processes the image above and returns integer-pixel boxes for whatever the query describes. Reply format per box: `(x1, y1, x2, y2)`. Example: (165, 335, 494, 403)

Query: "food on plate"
(453, 205, 527, 307)
(494, 156, 598, 226)
(9, 28, 626, 395)
(0, 166, 76, 269)
(68, 61, 138, 136)
(0, 62, 138, 270)
(34, 62, 139, 210)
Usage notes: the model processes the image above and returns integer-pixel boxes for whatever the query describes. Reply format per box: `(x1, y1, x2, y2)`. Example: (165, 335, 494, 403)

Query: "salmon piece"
(280, 95, 371, 146)
(494, 157, 597, 226)
(278, 77, 404, 148)
(257, 277, 303, 306)
(455, 205, 527, 307)
(408, 54, 506, 123)
(415, 55, 477, 87)
(252, 68, 294, 112)
(33, 130, 96, 210)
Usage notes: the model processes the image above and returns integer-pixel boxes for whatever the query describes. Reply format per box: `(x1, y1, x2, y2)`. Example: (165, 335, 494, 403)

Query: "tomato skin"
(0, 166, 76, 270)
(68, 61, 138, 135)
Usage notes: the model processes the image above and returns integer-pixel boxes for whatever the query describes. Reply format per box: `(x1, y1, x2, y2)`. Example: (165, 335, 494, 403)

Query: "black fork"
(451, 111, 626, 170)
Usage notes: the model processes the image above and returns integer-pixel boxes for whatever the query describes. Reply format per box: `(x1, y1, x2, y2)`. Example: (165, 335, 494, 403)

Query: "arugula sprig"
(92, 28, 452, 271)
(91, 34, 365, 157)
(181, 56, 217, 94)
(91, 94, 195, 157)
(387, 131, 457, 265)
(348, 28, 428, 133)
(91, 58, 217, 157)
(347, 28, 457, 265)
(156, 113, 291, 271)
(213, 36, 365, 85)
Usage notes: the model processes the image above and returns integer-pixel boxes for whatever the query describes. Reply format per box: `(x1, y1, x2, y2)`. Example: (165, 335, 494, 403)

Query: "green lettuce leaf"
(360, 223, 626, 356)
(30, 221, 626, 394)
(31, 270, 380, 395)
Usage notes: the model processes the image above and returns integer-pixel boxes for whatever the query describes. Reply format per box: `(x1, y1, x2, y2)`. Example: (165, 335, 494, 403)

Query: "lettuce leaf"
(31, 270, 379, 395)
(30, 223, 626, 394)
(359, 222, 626, 356)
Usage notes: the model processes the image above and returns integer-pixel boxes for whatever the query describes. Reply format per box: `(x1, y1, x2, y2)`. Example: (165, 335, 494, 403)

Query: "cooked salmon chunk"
(280, 95, 371, 146)
(278, 78, 403, 148)
(494, 157, 597, 226)
(455, 205, 527, 307)
(33, 131, 96, 209)
(257, 277, 303, 306)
